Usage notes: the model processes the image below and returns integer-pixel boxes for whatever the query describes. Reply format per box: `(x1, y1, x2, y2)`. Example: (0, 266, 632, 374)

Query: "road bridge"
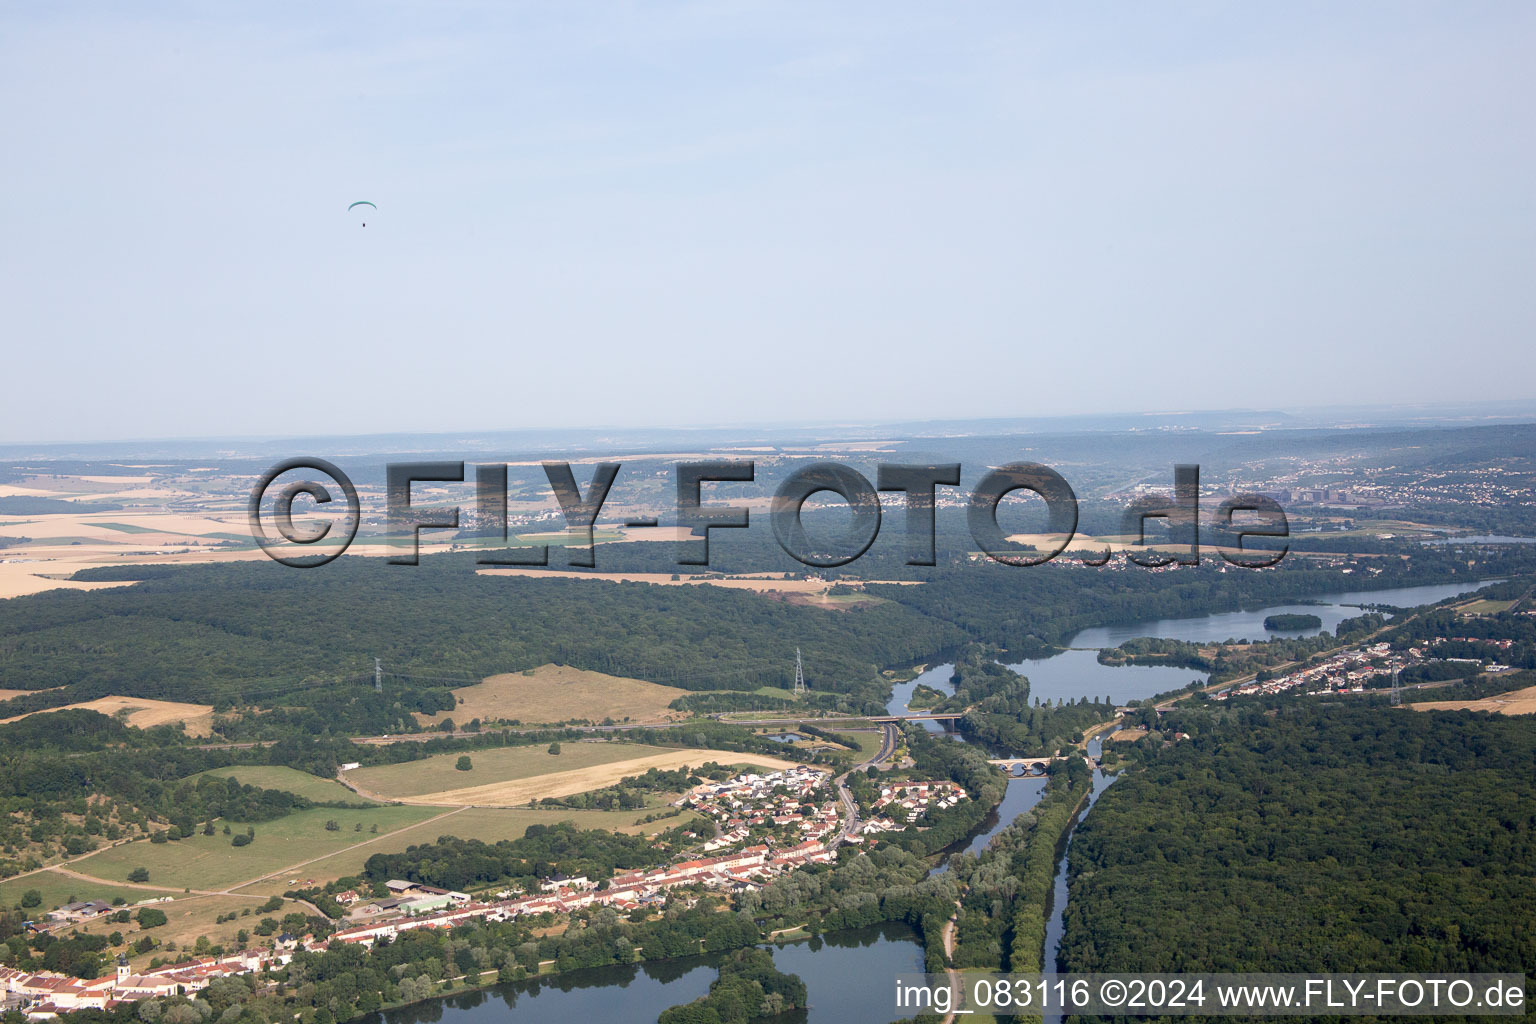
(987, 754, 1101, 776)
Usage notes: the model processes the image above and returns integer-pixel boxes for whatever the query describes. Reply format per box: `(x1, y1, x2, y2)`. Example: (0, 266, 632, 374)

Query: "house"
(48, 901, 111, 923)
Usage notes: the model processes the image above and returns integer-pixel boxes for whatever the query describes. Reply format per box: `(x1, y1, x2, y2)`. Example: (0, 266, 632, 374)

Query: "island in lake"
(1264, 613, 1324, 631)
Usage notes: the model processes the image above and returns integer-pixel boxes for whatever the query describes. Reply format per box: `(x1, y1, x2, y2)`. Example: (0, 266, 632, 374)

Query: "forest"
(360, 823, 696, 891)
(1058, 704, 1536, 1014)
(0, 534, 1523, 743)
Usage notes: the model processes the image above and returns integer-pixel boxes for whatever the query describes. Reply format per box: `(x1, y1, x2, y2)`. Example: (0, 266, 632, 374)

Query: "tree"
(548, 742, 562, 755)
(135, 907, 167, 929)
(20, 890, 41, 909)
(128, 867, 150, 883)
(324, 820, 340, 832)
(455, 756, 473, 772)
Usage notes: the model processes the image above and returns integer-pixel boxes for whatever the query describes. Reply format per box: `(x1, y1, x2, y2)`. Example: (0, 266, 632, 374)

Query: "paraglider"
(348, 200, 376, 226)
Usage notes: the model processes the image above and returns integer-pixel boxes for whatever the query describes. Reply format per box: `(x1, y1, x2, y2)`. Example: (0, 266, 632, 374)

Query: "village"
(1213, 635, 1515, 701)
(1, 766, 966, 1019)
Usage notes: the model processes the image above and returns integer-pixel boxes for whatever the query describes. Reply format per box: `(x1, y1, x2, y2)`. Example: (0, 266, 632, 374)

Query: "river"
(1041, 738, 1117, 1024)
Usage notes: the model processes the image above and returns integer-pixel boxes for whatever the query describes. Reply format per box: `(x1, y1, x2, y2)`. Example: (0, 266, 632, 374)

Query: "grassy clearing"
(62, 893, 308, 969)
(186, 765, 372, 804)
(789, 591, 889, 610)
(1457, 599, 1517, 616)
(829, 730, 883, 759)
(0, 869, 179, 913)
(230, 806, 704, 894)
(415, 663, 690, 727)
(745, 685, 801, 699)
(348, 741, 675, 799)
(80, 806, 444, 891)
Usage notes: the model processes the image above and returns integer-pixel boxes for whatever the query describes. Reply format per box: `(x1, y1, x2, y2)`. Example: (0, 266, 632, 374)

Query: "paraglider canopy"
(348, 200, 376, 226)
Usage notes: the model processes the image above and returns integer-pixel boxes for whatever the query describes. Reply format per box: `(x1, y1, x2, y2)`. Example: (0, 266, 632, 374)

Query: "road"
(939, 901, 963, 1024)
(832, 722, 897, 843)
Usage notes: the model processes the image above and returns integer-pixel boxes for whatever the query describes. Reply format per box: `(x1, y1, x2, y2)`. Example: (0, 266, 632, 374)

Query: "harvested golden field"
(1410, 684, 1536, 716)
(0, 695, 215, 736)
(415, 664, 690, 727)
(1108, 727, 1150, 742)
(385, 748, 796, 808)
(348, 742, 677, 798)
(0, 688, 43, 701)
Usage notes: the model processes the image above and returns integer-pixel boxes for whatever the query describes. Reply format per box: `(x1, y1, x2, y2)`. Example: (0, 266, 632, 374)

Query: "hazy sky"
(3, 2, 1534, 443)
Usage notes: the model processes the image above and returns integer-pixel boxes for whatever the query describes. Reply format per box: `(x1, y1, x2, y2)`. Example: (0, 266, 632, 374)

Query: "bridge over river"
(989, 754, 1101, 776)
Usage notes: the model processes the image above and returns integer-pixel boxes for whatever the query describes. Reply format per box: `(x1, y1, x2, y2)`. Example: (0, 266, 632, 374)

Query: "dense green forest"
(0, 555, 962, 718)
(1261, 612, 1322, 631)
(1059, 705, 1536, 997)
(0, 537, 1521, 741)
(361, 823, 696, 890)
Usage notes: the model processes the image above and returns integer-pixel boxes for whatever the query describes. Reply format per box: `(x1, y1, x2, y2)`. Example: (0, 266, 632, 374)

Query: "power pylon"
(793, 648, 806, 695)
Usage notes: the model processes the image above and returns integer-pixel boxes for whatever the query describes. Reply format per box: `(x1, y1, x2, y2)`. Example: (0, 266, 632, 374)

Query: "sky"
(3, 2, 1534, 443)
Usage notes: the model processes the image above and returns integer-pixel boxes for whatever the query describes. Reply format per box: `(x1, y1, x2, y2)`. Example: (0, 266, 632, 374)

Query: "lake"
(373, 922, 925, 1024)
(1067, 579, 1496, 649)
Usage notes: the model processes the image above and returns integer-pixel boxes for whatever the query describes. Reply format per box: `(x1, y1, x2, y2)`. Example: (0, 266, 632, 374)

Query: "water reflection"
(373, 923, 926, 1024)
(1069, 580, 1495, 649)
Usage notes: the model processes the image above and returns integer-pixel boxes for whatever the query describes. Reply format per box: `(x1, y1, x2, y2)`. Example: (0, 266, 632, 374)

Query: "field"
(105, 893, 285, 955)
(0, 695, 215, 736)
(76, 806, 445, 891)
(186, 765, 373, 804)
(401, 749, 797, 807)
(414, 664, 690, 727)
(0, 869, 302, 970)
(827, 731, 883, 759)
(1409, 684, 1536, 716)
(231, 806, 705, 895)
(1455, 599, 1518, 616)
(0, 868, 180, 914)
(349, 742, 795, 807)
(50, 892, 312, 969)
(347, 741, 674, 798)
